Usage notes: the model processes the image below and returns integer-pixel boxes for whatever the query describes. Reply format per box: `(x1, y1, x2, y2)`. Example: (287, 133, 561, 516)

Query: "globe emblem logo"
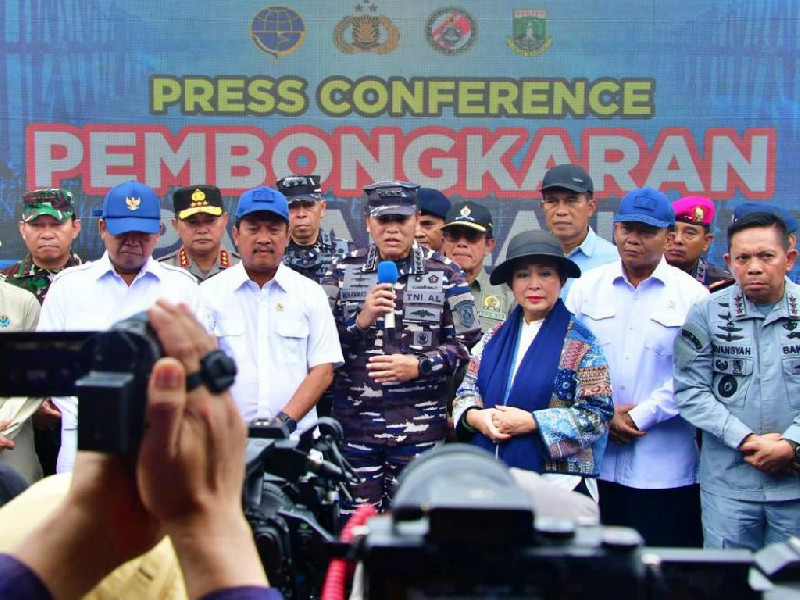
(250, 6, 306, 59)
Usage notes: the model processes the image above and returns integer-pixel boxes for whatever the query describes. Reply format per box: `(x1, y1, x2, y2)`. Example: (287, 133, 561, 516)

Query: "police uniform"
(158, 246, 238, 282)
(323, 182, 482, 514)
(283, 231, 355, 284)
(1, 252, 83, 304)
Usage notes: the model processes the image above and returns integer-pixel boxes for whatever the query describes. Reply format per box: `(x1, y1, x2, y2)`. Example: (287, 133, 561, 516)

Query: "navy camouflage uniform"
(689, 258, 730, 288)
(157, 247, 238, 282)
(283, 231, 355, 284)
(323, 241, 482, 513)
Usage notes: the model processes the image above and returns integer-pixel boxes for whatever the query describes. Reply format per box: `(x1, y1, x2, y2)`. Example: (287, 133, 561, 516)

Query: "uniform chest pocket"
(644, 311, 684, 356)
(712, 356, 753, 409)
(276, 320, 309, 364)
(781, 357, 800, 409)
(580, 303, 616, 343)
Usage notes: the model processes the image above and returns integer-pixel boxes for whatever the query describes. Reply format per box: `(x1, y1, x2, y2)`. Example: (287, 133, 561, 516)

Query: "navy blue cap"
(97, 181, 161, 235)
(364, 181, 420, 217)
(417, 188, 451, 219)
(276, 175, 322, 203)
(614, 188, 675, 229)
(541, 164, 593, 194)
(733, 202, 798, 234)
(235, 186, 289, 223)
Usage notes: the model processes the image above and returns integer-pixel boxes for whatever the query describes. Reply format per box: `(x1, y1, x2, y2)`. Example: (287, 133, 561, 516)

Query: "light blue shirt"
(566, 259, 709, 489)
(560, 227, 618, 299)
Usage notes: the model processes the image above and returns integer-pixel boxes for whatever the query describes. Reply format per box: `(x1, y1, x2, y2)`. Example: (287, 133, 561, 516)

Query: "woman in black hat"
(453, 231, 613, 497)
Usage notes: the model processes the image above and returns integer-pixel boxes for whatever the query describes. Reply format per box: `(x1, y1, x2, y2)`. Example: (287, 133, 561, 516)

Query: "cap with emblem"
(276, 175, 322, 203)
(364, 181, 420, 218)
(541, 164, 593, 194)
(172, 185, 224, 220)
(21, 188, 75, 223)
(236, 186, 289, 223)
(442, 201, 494, 236)
(98, 181, 161, 235)
(417, 188, 451, 219)
(733, 202, 798, 234)
(672, 196, 715, 227)
(614, 188, 675, 229)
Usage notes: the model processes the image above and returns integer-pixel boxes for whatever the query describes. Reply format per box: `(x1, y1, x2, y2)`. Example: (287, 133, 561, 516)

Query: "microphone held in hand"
(377, 261, 399, 345)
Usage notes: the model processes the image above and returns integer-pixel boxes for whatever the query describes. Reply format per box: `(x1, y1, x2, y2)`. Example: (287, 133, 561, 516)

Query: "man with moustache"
(200, 186, 343, 433)
(675, 211, 800, 551)
(540, 164, 618, 298)
(414, 187, 451, 253)
(158, 185, 238, 281)
(37, 181, 203, 473)
(323, 181, 481, 516)
(664, 196, 729, 287)
(566, 188, 708, 546)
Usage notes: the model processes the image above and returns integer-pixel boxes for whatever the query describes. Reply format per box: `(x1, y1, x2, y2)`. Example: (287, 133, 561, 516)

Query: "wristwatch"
(185, 349, 237, 393)
(416, 354, 434, 377)
(276, 411, 298, 434)
(783, 438, 800, 462)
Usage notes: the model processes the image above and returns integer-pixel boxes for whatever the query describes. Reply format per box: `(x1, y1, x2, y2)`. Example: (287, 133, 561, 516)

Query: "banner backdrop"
(1, 1, 797, 274)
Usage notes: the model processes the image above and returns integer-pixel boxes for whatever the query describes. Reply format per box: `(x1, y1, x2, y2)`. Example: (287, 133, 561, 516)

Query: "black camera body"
(0, 312, 163, 454)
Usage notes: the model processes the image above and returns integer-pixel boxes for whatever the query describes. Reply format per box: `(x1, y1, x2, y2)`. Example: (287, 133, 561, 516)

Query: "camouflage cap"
(21, 188, 75, 223)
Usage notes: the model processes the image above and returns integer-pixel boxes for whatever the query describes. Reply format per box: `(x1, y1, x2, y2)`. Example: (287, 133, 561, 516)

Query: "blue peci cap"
(100, 181, 161, 235)
(417, 188, 451, 219)
(614, 188, 675, 229)
(235, 186, 289, 223)
(733, 202, 798, 234)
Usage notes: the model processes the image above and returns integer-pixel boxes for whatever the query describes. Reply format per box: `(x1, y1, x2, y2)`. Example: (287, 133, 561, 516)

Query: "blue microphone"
(377, 261, 399, 344)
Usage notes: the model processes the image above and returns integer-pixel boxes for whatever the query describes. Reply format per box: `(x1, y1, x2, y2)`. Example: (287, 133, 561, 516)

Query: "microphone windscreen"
(377, 260, 399, 285)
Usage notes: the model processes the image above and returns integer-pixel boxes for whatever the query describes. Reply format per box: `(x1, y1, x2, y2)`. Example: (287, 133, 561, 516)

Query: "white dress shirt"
(566, 258, 708, 489)
(200, 263, 343, 432)
(37, 253, 204, 473)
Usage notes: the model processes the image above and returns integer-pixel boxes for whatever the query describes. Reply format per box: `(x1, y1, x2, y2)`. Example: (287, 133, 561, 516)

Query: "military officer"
(665, 196, 730, 287)
(1, 188, 82, 304)
(414, 187, 451, 252)
(322, 181, 482, 516)
(159, 185, 238, 281)
(278, 175, 355, 284)
(442, 201, 515, 334)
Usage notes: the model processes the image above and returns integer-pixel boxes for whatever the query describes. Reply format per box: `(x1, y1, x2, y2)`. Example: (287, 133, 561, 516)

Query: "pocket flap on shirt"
(277, 320, 309, 339)
(582, 303, 616, 321)
(651, 310, 685, 328)
(782, 356, 800, 377)
(215, 318, 245, 337)
(713, 356, 754, 376)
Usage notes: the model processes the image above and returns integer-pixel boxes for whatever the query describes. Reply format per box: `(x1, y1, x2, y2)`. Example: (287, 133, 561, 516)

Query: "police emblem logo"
(507, 9, 553, 57)
(191, 188, 207, 205)
(426, 7, 477, 55)
(250, 6, 306, 59)
(125, 196, 141, 211)
(333, 0, 399, 54)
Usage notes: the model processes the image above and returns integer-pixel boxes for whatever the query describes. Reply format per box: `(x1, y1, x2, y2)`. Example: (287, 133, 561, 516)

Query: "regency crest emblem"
(125, 196, 141, 210)
(507, 9, 553, 57)
(334, 0, 399, 55)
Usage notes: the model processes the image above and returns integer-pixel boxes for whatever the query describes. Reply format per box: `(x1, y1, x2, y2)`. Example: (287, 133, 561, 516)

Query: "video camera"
(0, 312, 163, 453)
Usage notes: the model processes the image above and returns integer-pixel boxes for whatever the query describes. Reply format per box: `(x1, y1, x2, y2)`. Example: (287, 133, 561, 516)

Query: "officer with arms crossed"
(323, 181, 481, 517)
(159, 185, 238, 281)
(279, 175, 355, 285)
(37, 181, 203, 473)
(200, 186, 343, 434)
(675, 211, 800, 551)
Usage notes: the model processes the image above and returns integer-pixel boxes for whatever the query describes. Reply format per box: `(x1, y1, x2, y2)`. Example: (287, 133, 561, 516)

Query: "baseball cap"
(99, 181, 161, 235)
(490, 230, 581, 286)
(541, 164, 593, 194)
(235, 186, 289, 223)
(21, 188, 75, 223)
(364, 181, 420, 218)
(276, 175, 322, 203)
(614, 188, 675, 229)
(672, 196, 714, 227)
(442, 201, 494, 236)
(173, 185, 224, 220)
(733, 202, 798, 234)
(417, 188, 451, 219)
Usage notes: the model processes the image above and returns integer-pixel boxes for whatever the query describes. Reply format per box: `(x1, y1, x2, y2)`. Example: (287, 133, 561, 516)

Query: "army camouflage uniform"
(1, 253, 83, 304)
(157, 247, 238, 282)
(282, 231, 356, 284)
(323, 242, 482, 514)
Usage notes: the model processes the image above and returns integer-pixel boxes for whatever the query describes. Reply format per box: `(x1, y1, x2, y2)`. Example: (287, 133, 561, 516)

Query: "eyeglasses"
(442, 228, 486, 243)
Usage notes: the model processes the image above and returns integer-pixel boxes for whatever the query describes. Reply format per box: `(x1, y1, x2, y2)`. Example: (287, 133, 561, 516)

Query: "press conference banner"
(1, 1, 796, 267)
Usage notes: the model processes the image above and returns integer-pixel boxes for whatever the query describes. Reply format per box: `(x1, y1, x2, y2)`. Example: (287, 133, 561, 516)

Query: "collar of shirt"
(92, 252, 162, 284)
(16, 252, 81, 277)
(613, 257, 671, 289)
(472, 268, 490, 292)
(362, 241, 426, 276)
(511, 315, 544, 383)
(568, 227, 601, 259)
(730, 279, 800, 323)
(231, 261, 296, 294)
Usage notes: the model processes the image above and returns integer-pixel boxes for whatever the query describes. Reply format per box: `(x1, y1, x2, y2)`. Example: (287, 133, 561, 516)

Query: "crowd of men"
(0, 165, 798, 554)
